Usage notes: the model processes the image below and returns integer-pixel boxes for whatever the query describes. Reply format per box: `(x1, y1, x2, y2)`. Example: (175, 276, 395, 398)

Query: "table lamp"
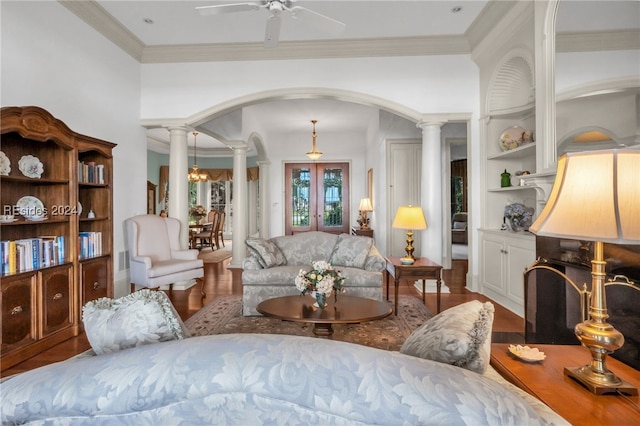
(529, 149, 639, 395)
(392, 205, 427, 264)
(357, 197, 373, 229)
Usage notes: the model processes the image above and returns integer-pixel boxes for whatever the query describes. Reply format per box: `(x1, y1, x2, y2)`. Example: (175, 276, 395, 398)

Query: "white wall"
(266, 129, 368, 237)
(1, 1, 146, 297)
(140, 55, 479, 119)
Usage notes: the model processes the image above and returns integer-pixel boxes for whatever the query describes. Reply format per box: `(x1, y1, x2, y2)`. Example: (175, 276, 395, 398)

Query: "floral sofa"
(1, 333, 568, 425)
(242, 231, 385, 315)
(1, 291, 568, 424)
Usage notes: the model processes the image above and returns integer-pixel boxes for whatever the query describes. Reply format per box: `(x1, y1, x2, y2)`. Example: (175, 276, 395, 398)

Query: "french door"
(284, 162, 350, 235)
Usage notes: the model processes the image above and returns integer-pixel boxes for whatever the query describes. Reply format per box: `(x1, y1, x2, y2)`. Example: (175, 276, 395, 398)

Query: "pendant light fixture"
(188, 131, 208, 182)
(306, 119, 323, 161)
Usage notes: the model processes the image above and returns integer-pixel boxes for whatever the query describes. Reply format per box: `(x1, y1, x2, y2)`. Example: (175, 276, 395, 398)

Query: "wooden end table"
(491, 343, 640, 424)
(256, 294, 392, 336)
(385, 256, 443, 315)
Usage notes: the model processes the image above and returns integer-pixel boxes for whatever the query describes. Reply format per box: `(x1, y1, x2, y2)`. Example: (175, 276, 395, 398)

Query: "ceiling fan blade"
(196, 3, 262, 16)
(290, 6, 346, 36)
(264, 14, 281, 48)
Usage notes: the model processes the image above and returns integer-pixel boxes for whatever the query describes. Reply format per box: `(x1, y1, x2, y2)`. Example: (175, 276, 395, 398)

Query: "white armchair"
(125, 215, 204, 294)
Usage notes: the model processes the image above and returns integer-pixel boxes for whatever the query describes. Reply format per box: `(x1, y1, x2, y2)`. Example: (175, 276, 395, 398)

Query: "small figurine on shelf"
(87, 209, 95, 219)
(159, 209, 167, 218)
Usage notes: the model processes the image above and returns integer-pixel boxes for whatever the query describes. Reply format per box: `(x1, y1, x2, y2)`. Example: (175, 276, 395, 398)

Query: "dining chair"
(193, 210, 218, 250)
(214, 210, 225, 249)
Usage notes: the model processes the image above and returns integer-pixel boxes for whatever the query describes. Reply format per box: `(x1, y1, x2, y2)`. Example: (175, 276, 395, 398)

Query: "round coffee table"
(256, 294, 392, 336)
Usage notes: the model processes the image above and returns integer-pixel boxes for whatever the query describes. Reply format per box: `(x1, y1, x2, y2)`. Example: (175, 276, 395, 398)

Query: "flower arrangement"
(189, 205, 206, 218)
(504, 203, 534, 232)
(295, 260, 346, 308)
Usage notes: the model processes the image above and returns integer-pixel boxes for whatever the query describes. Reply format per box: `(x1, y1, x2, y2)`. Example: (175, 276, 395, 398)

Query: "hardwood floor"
(1, 256, 524, 378)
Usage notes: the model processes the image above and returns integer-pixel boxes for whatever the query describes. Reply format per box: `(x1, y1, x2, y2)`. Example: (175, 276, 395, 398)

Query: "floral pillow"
(400, 300, 495, 373)
(245, 238, 287, 268)
(329, 234, 373, 269)
(82, 289, 190, 355)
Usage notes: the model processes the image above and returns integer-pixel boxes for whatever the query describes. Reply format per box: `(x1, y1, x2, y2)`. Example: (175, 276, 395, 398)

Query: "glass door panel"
(285, 163, 349, 235)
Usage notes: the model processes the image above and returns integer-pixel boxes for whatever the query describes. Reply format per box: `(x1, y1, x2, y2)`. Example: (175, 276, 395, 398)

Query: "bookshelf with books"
(0, 106, 115, 371)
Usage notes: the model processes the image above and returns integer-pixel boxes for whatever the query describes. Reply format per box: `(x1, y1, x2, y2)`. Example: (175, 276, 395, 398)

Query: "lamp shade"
(529, 149, 640, 244)
(392, 205, 428, 230)
(358, 197, 373, 212)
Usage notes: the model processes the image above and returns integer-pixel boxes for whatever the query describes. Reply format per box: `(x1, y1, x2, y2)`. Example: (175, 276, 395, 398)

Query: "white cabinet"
(480, 230, 535, 317)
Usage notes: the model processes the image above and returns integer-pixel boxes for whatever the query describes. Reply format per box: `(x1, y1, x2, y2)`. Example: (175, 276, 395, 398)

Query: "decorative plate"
(16, 195, 46, 219)
(0, 218, 18, 223)
(78, 202, 83, 216)
(25, 216, 48, 222)
(508, 344, 546, 362)
(499, 126, 532, 151)
(0, 151, 10, 176)
(18, 155, 44, 178)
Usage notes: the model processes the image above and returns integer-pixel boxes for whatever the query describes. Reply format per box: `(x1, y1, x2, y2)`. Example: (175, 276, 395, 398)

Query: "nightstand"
(351, 227, 373, 237)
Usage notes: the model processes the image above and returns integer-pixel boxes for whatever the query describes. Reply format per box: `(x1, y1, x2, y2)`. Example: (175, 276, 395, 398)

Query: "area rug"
(185, 295, 432, 351)
(197, 242, 232, 263)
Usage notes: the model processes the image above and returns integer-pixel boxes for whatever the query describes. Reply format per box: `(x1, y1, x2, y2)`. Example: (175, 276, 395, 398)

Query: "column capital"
(226, 140, 248, 151)
(416, 120, 446, 130)
(163, 125, 190, 132)
(257, 160, 271, 167)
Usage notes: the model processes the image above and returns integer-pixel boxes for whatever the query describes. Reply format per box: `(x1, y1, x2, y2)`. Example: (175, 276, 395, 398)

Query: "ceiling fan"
(196, 0, 346, 48)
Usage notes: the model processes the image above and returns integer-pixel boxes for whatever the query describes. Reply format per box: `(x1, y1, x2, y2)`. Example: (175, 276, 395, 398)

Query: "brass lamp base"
(565, 366, 638, 396)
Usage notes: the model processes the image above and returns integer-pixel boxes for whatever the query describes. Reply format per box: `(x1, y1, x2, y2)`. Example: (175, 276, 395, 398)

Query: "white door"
(387, 140, 422, 257)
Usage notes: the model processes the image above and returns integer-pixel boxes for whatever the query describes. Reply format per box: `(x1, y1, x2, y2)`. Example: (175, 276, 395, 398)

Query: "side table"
(385, 256, 443, 315)
(491, 343, 640, 424)
(351, 227, 373, 238)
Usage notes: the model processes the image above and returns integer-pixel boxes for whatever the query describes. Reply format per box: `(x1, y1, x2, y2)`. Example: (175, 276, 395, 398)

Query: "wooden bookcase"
(0, 106, 115, 371)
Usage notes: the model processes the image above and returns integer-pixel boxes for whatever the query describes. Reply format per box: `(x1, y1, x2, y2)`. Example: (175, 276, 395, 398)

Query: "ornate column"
(257, 160, 270, 238)
(227, 141, 249, 268)
(166, 126, 189, 248)
(248, 180, 258, 236)
(417, 120, 445, 265)
(202, 180, 212, 210)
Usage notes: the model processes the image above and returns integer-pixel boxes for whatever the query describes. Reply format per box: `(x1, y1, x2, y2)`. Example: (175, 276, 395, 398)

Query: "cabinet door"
(40, 265, 73, 337)
(505, 239, 535, 306)
(481, 236, 506, 294)
(81, 257, 111, 306)
(1, 273, 36, 351)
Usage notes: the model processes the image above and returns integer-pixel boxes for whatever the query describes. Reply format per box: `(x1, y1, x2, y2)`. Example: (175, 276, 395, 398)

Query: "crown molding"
(557, 29, 640, 53)
(58, 0, 144, 61)
(140, 35, 470, 63)
(465, 0, 518, 53)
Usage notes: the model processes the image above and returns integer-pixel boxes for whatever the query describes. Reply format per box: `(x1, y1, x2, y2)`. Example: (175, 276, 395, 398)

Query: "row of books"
(79, 231, 102, 259)
(78, 161, 105, 184)
(1, 236, 65, 275)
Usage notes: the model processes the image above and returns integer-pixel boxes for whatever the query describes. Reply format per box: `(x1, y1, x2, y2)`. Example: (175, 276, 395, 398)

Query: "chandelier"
(187, 131, 208, 182)
(306, 119, 323, 161)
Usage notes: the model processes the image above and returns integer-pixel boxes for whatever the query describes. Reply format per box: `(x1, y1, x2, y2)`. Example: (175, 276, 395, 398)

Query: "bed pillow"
(329, 234, 373, 269)
(82, 289, 190, 355)
(400, 300, 495, 373)
(245, 238, 287, 268)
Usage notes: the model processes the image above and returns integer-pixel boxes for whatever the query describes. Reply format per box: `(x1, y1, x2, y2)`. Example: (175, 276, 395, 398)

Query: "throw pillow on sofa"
(246, 238, 287, 268)
(329, 234, 373, 269)
(400, 300, 495, 374)
(82, 289, 190, 355)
